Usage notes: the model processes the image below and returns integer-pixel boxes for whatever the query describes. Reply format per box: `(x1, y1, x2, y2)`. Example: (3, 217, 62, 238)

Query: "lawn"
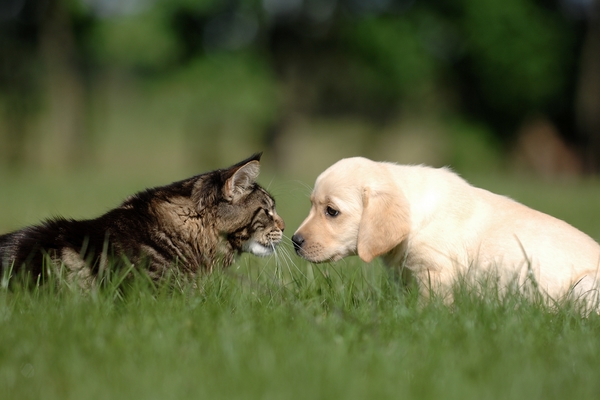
(1, 170, 600, 399)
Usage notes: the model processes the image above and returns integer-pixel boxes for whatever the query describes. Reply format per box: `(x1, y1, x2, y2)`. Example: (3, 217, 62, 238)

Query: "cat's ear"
(223, 160, 260, 203)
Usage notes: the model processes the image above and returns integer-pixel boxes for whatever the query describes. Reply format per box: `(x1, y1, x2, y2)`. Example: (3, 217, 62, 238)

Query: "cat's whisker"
(276, 236, 307, 280)
(265, 241, 283, 283)
(270, 243, 281, 270)
(265, 239, 298, 287)
(274, 244, 292, 270)
(288, 180, 314, 197)
(282, 250, 299, 282)
(282, 245, 299, 268)
(265, 176, 276, 191)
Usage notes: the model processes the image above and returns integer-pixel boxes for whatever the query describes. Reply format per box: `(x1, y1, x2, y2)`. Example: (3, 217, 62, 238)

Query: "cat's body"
(0, 153, 284, 285)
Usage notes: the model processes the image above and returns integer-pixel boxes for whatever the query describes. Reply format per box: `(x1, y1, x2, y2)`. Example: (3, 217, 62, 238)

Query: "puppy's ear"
(357, 187, 410, 263)
(223, 160, 260, 203)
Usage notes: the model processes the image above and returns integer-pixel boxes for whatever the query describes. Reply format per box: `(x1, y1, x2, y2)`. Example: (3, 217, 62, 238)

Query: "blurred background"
(1, 0, 600, 236)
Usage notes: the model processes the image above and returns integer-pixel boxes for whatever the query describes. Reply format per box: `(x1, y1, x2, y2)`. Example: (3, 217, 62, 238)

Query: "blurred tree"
(0, 0, 95, 170)
(39, 0, 92, 169)
(0, 0, 596, 172)
(575, 0, 600, 171)
(90, 5, 179, 72)
(460, 0, 572, 112)
(0, 0, 43, 168)
(454, 0, 578, 144)
(261, 0, 585, 169)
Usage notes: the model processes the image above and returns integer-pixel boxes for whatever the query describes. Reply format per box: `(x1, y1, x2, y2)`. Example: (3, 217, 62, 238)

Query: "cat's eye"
(325, 206, 339, 217)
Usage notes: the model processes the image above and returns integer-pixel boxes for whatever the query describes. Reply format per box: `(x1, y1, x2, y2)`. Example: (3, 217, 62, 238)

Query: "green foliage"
(161, 52, 278, 125)
(459, 0, 574, 114)
(338, 0, 578, 129)
(152, 51, 278, 167)
(343, 15, 438, 98)
(90, 9, 180, 70)
(156, 0, 220, 12)
(0, 0, 588, 172)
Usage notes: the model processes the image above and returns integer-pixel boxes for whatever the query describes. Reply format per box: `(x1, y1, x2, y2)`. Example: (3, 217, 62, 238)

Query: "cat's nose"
(275, 214, 285, 231)
(291, 233, 305, 251)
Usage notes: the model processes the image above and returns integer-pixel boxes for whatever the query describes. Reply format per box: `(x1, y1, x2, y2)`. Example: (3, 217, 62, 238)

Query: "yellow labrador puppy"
(292, 157, 600, 305)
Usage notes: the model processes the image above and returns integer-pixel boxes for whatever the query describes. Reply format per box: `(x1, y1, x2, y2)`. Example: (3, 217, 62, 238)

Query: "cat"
(0, 153, 285, 286)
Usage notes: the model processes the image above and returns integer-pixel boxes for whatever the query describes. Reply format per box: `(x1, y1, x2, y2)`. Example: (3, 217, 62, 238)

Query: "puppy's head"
(292, 157, 411, 263)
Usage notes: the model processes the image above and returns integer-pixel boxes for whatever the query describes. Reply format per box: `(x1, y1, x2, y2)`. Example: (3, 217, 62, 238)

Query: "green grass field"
(1, 170, 600, 399)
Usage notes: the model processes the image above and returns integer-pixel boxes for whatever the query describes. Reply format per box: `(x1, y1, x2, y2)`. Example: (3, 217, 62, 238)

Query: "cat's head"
(193, 153, 285, 257)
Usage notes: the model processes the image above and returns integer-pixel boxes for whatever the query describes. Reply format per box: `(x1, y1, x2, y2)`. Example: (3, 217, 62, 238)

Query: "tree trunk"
(575, 0, 600, 173)
(38, 0, 89, 170)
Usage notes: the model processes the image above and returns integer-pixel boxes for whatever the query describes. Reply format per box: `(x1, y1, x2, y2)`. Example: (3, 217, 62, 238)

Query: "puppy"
(292, 157, 600, 305)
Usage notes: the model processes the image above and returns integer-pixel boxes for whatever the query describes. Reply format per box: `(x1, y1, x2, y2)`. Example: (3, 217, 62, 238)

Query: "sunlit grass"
(1, 171, 600, 399)
(1, 247, 600, 399)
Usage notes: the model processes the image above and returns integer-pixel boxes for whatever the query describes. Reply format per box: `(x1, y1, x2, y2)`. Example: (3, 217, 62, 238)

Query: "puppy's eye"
(325, 206, 339, 217)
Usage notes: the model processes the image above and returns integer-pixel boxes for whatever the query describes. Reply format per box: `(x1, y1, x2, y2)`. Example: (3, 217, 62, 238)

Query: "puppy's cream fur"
(293, 157, 600, 304)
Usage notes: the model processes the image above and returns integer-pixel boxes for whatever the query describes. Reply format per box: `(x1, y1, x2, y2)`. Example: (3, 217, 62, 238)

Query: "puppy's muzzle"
(291, 233, 305, 254)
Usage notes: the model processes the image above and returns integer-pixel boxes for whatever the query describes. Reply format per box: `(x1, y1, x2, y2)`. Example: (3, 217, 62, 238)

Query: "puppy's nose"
(291, 233, 305, 252)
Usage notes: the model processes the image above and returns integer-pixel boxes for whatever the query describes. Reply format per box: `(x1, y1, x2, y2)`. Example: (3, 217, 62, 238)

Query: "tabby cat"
(0, 153, 285, 285)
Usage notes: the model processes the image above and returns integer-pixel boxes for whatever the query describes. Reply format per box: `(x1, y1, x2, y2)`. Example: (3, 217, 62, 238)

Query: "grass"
(2, 255, 600, 400)
(1, 171, 600, 399)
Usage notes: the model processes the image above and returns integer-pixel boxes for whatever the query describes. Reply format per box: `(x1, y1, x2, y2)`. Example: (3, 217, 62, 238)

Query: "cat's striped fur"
(0, 153, 284, 285)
